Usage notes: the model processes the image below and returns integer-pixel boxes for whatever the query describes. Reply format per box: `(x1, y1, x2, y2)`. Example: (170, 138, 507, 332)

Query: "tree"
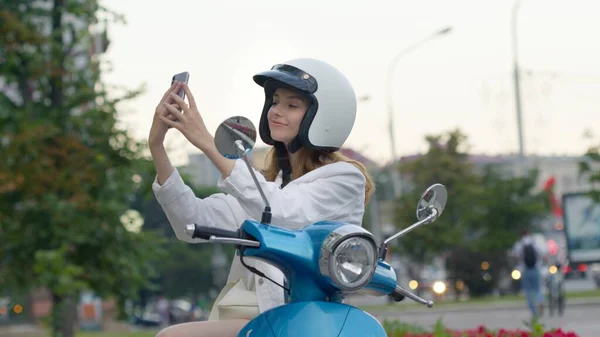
(0, 2, 163, 336)
(393, 130, 479, 265)
(580, 137, 600, 201)
(393, 129, 547, 297)
(445, 166, 546, 296)
(140, 181, 237, 300)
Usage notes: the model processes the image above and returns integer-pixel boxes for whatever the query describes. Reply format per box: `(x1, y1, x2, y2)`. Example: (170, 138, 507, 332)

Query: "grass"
(361, 288, 600, 312)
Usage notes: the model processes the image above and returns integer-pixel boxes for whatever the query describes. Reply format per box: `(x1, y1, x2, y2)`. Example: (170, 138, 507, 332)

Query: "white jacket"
(152, 159, 366, 313)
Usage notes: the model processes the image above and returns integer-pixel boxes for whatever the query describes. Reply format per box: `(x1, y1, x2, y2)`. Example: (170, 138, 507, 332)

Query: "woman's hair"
(262, 147, 375, 205)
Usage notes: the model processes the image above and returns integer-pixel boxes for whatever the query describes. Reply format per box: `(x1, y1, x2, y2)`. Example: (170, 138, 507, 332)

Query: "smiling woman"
(266, 87, 309, 146)
(148, 58, 377, 337)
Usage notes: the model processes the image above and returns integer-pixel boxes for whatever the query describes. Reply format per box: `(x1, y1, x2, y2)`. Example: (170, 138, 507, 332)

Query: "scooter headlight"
(319, 225, 378, 291)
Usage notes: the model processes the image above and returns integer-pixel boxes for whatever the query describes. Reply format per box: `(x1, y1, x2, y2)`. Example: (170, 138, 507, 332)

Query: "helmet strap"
(274, 142, 292, 188)
(286, 137, 303, 154)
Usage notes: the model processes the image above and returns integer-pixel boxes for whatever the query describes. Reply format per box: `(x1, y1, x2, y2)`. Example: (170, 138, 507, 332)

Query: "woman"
(149, 58, 374, 337)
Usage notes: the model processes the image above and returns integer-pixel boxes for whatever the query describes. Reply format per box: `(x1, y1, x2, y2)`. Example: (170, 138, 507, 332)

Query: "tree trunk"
(453, 283, 462, 302)
(51, 293, 77, 337)
(50, 0, 65, 111)
(116, 295, 129, 320)
(51, 292, 62, 337)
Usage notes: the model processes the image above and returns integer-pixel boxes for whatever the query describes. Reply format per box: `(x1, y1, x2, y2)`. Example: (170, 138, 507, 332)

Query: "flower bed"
(383, 319, 578, 337)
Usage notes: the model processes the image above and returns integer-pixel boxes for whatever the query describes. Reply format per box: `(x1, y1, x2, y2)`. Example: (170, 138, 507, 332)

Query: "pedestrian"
(156, 296, 169, 328)
(512, 230, 547, 318)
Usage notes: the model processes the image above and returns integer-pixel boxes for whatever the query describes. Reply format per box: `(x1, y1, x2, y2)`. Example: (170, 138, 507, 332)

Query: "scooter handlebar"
(185, 224, 240, 240)
(388, 289, 406, 302)
(392, 285, 433, 308)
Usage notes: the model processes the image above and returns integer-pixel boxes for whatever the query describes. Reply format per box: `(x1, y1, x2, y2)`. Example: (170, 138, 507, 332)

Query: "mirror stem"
(235, 141, 272, 224)
(378, 244, 388, 260)
(378, 209, 438, 259)
(384, 209, 437, 245)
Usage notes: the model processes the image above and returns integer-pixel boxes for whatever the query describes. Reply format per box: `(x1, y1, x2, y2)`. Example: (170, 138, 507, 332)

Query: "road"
(347, 276, 599, 336)
(563, 276, 597, 292)
(348, 276, 598, 307)
(2, 301, 599, 337)
(375, 300, 600, 337)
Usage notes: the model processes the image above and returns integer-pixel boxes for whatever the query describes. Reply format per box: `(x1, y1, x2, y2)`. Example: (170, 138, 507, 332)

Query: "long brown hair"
(262, 147, 375, 205)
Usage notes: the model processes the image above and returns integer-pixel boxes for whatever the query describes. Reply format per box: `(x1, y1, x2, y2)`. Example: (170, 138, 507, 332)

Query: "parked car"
(562, 262, 588, 279)
(131, 298, 203, 327)
(0, 297, 10, 322)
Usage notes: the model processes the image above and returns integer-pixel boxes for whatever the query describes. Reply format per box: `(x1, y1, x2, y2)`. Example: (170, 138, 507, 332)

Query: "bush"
(383, 318, 578, 337)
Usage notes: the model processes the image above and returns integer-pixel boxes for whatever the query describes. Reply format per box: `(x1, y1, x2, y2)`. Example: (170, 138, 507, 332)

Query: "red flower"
(384, 322, 580, 337)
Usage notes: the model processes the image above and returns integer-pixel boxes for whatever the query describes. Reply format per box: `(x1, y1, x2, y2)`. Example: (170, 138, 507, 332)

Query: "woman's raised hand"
(159, 83, 213, 152)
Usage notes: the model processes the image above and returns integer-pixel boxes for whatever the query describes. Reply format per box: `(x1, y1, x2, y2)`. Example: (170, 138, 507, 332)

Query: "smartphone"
(171, 71, 190, 99)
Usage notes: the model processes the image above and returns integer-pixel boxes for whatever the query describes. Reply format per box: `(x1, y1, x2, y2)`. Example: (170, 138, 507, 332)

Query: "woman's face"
(267, 87, 308, 145)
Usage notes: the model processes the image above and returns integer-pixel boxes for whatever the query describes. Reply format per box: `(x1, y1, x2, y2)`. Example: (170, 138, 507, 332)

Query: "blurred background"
(1, 0, 600, 336)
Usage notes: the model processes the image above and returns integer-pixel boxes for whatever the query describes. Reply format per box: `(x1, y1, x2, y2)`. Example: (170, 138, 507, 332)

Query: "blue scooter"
(188, 116, 448, 337)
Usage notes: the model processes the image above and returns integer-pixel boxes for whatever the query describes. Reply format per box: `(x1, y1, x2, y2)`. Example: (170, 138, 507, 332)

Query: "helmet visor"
(253, 64, 318, 94)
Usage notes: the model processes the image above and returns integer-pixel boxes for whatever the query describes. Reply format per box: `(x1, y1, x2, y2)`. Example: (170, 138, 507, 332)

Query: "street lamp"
(512, 0, 526, 173)
(386, 26, 453, 198)
(356, 94, 382, 241)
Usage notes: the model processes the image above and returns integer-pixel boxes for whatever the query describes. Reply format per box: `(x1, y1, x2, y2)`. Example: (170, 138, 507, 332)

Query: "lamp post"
(512, 0, 526, 174)
(386, 26, 453, 198)
(356, 95, 383, 242)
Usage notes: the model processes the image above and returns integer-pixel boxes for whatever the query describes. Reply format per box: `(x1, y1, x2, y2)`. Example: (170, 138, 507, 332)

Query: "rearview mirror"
(416, 184, 447, 224)
(214, 116, 257, 159)
(380, 183, 448, 259)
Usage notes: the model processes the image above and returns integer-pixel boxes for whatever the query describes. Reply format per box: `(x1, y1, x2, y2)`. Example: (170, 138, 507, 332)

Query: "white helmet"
(253, 58, 357, 153)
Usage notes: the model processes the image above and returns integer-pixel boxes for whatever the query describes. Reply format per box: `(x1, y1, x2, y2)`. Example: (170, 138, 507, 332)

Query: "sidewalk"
(367, 296, 600, 316)
(0, 324, 43, 337)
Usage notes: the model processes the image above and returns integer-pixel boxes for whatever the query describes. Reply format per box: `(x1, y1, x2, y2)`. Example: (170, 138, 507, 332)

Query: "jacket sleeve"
(152, 168, 247, 243)
(218, 160, 366, 229)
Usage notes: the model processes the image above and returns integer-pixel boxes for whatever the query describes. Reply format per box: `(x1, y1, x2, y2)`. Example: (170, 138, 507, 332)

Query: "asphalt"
(368, 296, 600, 316)
(374, 298, 600, 337)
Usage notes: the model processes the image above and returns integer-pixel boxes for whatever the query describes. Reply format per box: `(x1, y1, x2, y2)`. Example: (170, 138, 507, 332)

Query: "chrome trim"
(383, 208, 437, 245)
(318, 225, 378, 291)
(208, 236, 261, 248)
(184, 224, 195, 237)
(394, 285, 433, 308)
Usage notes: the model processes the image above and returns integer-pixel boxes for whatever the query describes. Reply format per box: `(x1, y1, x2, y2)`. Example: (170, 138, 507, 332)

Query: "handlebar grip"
(187, 224, 240, 240)
(388, 290, 406, 302)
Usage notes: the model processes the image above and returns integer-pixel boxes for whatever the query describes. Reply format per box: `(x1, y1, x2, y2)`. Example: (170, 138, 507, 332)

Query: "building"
(469, 154, 596, 197)
(375, 153, 599, 233)
(0, 1, 108, 106)
(179, 151, 222, 187)
(180, 146, 273, 187)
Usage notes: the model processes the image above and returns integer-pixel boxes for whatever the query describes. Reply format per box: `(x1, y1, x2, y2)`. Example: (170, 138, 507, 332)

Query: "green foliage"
(580, 135, 600, 202)
(393, 129, 482, 264)
(156, 241, 224, 299)
(139, 181, 237, 299)
(393, 129, 547, 296)
(383, 319, 430, 337)
(0, 1, 164, 336)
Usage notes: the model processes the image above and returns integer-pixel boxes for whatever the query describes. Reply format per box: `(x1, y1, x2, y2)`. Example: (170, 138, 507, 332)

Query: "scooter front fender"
(238, 301, 386, 337)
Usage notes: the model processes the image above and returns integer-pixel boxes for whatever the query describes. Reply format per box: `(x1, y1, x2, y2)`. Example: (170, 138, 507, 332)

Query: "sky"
(100, 0, 600, 166)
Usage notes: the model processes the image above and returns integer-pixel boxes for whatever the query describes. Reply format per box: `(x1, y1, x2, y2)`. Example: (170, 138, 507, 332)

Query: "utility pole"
(512, 0, 526, 174)
(386, 26, 453, 197)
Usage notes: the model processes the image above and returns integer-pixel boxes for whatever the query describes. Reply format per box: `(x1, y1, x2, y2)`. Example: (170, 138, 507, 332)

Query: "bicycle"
(545, 265, 565, 317)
